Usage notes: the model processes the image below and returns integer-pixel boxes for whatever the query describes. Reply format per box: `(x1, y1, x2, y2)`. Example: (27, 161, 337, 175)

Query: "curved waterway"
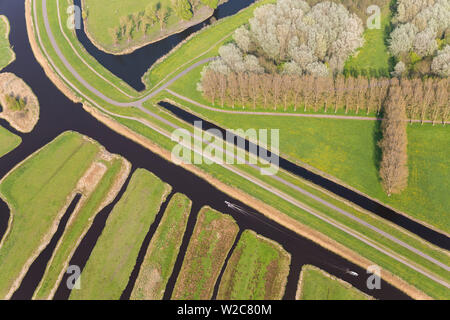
(0, 0, 409, 300)
(73, 0, 256, 91)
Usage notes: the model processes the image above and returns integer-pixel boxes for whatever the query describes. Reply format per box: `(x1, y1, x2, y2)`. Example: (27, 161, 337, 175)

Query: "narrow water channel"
(11, 193, 82, 300)
(0, 0, 410, 300)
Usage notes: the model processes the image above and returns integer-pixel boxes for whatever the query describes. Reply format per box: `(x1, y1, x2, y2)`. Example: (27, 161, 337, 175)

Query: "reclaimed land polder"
(81, 0, 222, 55)
(0, 15, 15, 70)
(69, 168, 171, 300)
(33, 153, 131, 299)
(0, 131, 100, 299)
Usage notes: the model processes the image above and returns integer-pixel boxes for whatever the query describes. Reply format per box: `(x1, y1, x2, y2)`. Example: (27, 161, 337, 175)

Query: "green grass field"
(69, 168, 171, 300)
(0, 131, 99, 298)
(83, 0, 215, 54)
(131, 193, 192, 300)
(171, 207, 239, 300)
(143, 0, 275, 89)
(344, 5, 392, 77)
(0, 126, 21, 157)
(34, 157, 127, 300)
(217, 230, 290, 300)
(0, 15, 15, 70)
(297, 265, 372, 300)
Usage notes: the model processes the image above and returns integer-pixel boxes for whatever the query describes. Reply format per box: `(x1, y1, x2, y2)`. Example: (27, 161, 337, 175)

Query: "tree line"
(379, 80, 409, 195)
(200, 70, 449, 124)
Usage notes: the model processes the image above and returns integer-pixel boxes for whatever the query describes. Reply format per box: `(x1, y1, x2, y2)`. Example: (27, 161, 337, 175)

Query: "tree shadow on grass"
(373, 114, 383, 182)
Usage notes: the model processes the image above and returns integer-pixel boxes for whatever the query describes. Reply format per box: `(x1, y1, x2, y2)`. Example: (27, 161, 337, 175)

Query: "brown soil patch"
(0, 72, 39, 132)
(76, 161, 107, 194)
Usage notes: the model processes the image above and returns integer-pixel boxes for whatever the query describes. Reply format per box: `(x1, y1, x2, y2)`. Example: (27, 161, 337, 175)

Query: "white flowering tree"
(432, 45, 450, 76)
(204, 0, 364, 77)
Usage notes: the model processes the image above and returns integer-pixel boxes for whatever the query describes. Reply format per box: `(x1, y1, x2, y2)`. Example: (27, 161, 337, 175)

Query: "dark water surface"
(0, 0, 409, 300)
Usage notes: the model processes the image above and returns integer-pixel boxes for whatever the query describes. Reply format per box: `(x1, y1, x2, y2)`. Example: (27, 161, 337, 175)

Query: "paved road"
(36, 0, 450, 289)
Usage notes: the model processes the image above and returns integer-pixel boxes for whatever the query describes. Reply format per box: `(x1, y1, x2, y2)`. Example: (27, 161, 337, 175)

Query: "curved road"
(35, 0, 450, 289)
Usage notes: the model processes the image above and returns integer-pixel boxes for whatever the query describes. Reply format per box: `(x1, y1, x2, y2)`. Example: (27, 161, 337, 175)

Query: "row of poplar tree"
(200, 70, 449, 124)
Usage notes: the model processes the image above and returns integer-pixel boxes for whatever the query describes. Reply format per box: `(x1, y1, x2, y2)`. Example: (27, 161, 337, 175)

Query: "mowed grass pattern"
(131, 193, 192, 300)
(171, 207, 239, 300)
(217, 230, 290, 300)
(0, 131, 99, 298)
(297, 265, 372, 300)
(0, 126, 21, 158)
(69, 169, 171, 300)
(34, 157, 127, 299)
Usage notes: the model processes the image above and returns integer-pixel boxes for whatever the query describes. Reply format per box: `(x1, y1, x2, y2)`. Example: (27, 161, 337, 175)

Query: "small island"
(82, 0, 228, 54)
(0, 73, 40, 133)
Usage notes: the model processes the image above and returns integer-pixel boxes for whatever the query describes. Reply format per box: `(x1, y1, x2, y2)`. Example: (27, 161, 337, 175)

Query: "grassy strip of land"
(217, 230, 291, 300)
(297, 265, 373, 300)
(34, 156, 128, 299)
(0, 126, 21, 158)
(0, 15, 15, 70)
(163, 87, 450, 234)
(131, 193, 192, 300)
(143, 0, 276, 89)
(83, 0, 215, 54)
(69, 168, 171, 300)
(0, 131, 99, 298)
(343, 4, 392, 77)
(171, 207, 239, 300)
